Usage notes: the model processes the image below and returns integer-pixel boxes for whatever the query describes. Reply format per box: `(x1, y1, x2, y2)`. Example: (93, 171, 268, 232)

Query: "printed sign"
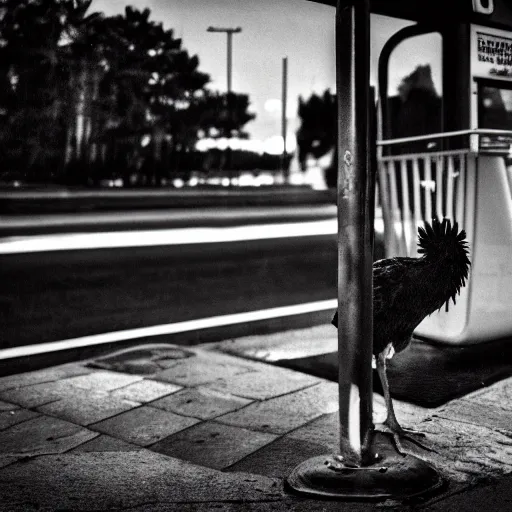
(472, 25, 512, 79)
(470, 25, 512, 149)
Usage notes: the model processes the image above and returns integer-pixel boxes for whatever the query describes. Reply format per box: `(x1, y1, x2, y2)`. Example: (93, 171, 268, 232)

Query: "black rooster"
(332, 218, 471, 453)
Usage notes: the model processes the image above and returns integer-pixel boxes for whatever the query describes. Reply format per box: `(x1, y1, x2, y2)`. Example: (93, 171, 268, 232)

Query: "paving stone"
(211, 324, 337, 362)
(423, 473, 512, 512)
(0, 451, 283, 510)
(0, 415, 96, 456)
(63, 370, 143, 391)
(109, 379, 182, 402)
(226, 434, 333, 479)
(153, 350, 257, 387)
(436, 399, 512, 433)
(216, 381, 339, 435)
(206, 364, 320, 400)
(88, 344, 195, 374)
(126, 502, 374, 512)
(227, 413, 339, 478)
(0, 378, 115, 409)
(286, 411, 339, 449)
(0, 379, 71, 408)
(0, 363, 91, 392)
(0, 408, 40, 430)
(70, 434, 143, 452)
(465, 377, 512, 409)
(37, 391, 140, 426)
(150, 387, 253, 420)
(0, 371, 145, 410)
(405, 415, 512, 484)
(0, 400, 19, 412)
(91, 405, 200, 446)
(187, 349, 266, 370)
(0, 456, 18, 469)
(151, 420, 278, 470)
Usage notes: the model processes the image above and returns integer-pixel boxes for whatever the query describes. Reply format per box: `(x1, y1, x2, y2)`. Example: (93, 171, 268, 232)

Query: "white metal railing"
(377, 130, 512, 344)
(377, 128, 512, 149)
(377, 148, 468, 258)
(376, 129, 512, 258)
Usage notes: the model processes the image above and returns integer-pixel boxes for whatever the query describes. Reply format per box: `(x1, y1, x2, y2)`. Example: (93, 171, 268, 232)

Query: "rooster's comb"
(417, 218, 469, 258)
(417, 218, 471, 311)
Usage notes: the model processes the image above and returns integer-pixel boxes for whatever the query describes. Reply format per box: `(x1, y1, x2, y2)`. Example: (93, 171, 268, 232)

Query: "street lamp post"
(282, 56, 288, 178)
(207, 26, 242, 93)
(207, 26, 242, 180)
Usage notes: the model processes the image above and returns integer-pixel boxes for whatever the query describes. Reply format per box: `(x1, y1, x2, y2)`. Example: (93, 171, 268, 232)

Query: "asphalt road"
(1, 234, 337, 351)
(0, 204, 337, 236)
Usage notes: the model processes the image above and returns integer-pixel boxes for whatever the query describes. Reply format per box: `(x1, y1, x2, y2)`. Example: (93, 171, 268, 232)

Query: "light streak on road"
(0, 218, 385, 254)
(0, 299, 338, 360)
(0, 220, 337, 254)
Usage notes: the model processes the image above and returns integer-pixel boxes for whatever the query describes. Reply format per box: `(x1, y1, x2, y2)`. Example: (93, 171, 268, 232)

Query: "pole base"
(285, 438, 443, 500)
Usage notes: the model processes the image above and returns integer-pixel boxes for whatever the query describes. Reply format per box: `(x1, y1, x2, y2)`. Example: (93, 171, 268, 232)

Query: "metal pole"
(227, 32, 232, 93)
(285, 1, 442, 497)
(336, 0, 373, 464)
(206, 27, 242, 93)
(207, 26, 241, 177)
(281, 56, 288, 177)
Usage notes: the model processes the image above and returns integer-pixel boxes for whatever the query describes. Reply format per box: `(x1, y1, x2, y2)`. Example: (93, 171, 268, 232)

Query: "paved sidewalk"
(0, 342, 511, 511)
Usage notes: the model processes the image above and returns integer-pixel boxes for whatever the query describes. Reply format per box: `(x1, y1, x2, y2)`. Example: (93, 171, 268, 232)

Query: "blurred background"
(0, 0, 447, 373)
(0, 0, 426, 190)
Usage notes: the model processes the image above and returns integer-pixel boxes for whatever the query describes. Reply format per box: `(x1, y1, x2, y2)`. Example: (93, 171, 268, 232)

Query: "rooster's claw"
(375, 423, 437, 456)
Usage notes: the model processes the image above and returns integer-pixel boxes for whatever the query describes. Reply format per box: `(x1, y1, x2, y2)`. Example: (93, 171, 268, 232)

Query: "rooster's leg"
(375, 350, 434, 456)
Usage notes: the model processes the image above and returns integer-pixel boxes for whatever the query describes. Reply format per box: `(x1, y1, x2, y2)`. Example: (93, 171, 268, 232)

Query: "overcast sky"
(90, 1, 438, 147)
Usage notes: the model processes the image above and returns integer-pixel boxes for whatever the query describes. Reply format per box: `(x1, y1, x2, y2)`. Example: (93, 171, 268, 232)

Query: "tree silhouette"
(296, 89, 337, 187)
(203, 91, 255, 138)
(88, 6, 212, 182)
(388, 64, 442, 153)
(0, 2, 257, 184)
(0, 0, 103, 178)
(296, 68, 439, 187)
